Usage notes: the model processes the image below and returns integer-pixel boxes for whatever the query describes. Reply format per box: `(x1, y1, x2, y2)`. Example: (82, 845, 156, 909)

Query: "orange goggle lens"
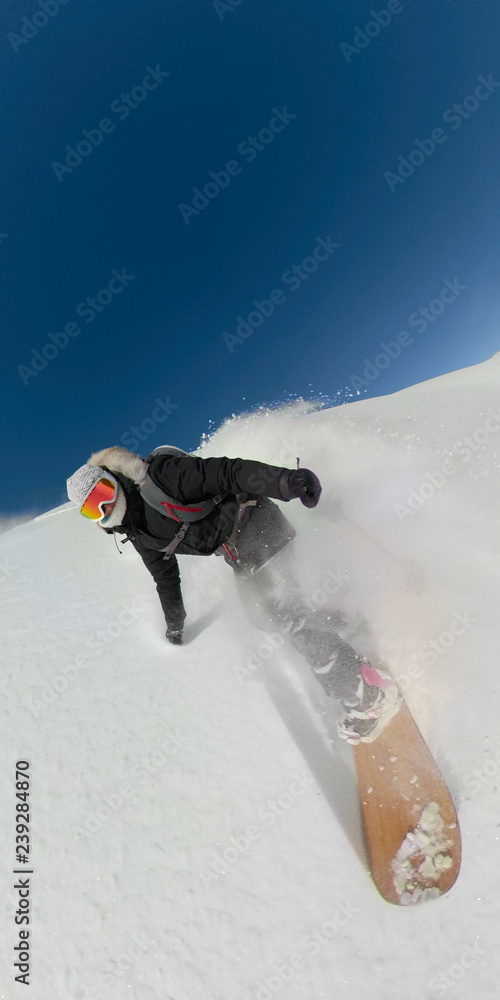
(80, 477, 117, 521)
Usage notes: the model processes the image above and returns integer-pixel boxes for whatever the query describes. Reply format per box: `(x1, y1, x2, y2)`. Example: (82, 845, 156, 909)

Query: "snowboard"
(353, 694, 461, 905)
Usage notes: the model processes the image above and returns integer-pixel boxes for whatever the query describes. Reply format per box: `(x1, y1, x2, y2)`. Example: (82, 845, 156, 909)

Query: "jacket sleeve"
(149, 454, 293, 503)
(130, 542, 186, 632)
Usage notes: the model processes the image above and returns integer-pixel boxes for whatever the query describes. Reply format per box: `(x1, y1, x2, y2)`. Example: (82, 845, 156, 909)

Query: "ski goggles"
(80, 476, 117, 522)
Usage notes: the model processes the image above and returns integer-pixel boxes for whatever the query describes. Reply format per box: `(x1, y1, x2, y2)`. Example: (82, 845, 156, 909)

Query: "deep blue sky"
(2, 0, 499, 515)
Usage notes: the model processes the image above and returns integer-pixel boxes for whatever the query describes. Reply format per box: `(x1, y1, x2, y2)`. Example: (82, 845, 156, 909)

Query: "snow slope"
(1, 355, 500, 1000)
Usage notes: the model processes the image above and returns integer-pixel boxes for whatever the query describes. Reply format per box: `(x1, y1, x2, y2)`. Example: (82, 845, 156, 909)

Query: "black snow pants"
(225, 498, 363, 704)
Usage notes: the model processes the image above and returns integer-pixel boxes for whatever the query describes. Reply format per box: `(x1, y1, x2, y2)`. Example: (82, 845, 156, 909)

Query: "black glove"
(166, 628, 183, 645)
(279, 469, 322, 508)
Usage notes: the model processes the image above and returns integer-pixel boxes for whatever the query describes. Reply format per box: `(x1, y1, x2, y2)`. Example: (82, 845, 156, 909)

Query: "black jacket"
(101, 452, 295, 632)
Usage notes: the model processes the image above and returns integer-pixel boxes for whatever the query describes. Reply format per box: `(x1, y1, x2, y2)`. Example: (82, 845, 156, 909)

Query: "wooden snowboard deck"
(354, 700, 461, 905)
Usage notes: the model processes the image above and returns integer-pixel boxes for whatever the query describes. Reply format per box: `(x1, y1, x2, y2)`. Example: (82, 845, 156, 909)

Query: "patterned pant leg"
(232, 548, 362, 703)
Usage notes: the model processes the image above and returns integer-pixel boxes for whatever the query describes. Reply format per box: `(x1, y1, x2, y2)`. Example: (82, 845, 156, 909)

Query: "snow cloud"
(0, 514, 35, 536)
(394, 405, 500, 522)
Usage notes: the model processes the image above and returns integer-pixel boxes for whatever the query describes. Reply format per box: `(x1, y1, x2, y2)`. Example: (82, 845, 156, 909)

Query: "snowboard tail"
(354, 697, 461, 905)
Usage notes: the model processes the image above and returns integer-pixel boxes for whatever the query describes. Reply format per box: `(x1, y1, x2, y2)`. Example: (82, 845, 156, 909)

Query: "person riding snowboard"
(66, 445, 398, 742)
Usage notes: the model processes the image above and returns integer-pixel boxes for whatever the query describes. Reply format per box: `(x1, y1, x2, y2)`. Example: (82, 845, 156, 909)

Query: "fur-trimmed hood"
(88, 446, 149, 486)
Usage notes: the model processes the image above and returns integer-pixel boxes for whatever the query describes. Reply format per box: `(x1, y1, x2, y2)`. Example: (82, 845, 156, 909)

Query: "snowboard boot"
(337, 661, 401, 745)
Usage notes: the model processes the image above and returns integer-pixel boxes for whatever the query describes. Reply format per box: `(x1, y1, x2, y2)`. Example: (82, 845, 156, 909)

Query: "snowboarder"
(66, 445, 398, 742)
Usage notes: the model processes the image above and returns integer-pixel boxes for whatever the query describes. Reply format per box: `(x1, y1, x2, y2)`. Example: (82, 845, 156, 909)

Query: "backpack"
(140, 445, 225, 523)
(139, 445, 256, 562)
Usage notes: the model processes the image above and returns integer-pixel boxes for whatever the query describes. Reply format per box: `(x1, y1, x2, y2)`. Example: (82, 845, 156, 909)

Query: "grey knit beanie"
(66, 464, 113, 507)
(67, 463, 128, 527)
